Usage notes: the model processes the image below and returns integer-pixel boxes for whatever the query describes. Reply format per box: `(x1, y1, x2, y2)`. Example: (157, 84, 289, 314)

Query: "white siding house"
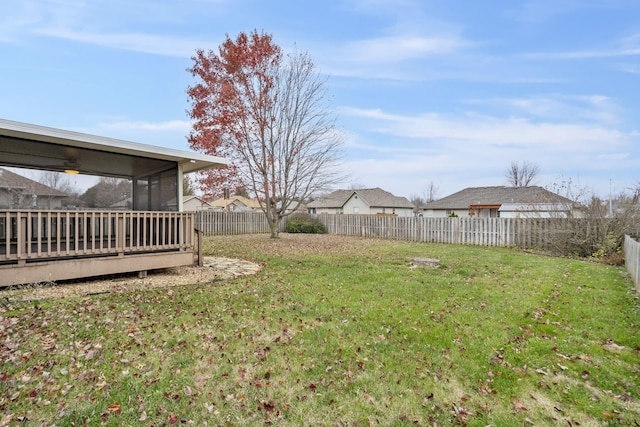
(498, 203, 574, 218)
(208, 195, 261, 212)
(423, 186, 577, 218)
(308, 188, 415, 217)
(183, 195, 213, 211)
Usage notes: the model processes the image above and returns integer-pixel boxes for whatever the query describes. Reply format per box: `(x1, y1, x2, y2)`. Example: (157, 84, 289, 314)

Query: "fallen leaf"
(514, 400, 528, 412)
(107, 401, 122, 414)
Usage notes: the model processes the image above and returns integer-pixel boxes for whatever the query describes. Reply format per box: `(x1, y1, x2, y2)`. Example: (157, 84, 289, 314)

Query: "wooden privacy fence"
(195, 212, 601, 251)
(624, 235, 640, 291)
(314, 214, 601, 250)
(195, 211, 278, 235)
(318, 215, 517, 245)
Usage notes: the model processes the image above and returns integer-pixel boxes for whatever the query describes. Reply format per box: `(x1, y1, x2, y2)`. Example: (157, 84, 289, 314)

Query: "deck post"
(18, 213, 27, 260)
(117, 213, 126, 255)
(197, 228, 203, 267)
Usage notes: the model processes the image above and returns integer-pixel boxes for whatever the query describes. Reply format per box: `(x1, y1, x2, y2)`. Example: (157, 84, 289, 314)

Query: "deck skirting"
(0, 250, 194, 287)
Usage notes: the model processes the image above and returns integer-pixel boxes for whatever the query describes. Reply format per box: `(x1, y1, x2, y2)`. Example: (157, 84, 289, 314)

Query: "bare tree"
(409, 181, 439, 216)
(505, 161, 540, 187)
(630, 182, 640, 204)
(183, 174, 196, 196)
(188, 31, 343, 237)
(424, 180, 439, 202)
(39, 171, 74, 194)
(408, 194, 426, 217)
(81, 177, 131, 208)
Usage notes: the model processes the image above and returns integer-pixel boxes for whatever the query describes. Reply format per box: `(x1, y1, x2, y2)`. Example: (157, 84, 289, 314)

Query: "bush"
(286, 213, 327, 234)
(535, 195, 638, 260)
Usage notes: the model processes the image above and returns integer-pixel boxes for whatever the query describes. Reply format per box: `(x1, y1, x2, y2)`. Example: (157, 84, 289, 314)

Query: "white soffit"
(0, 118, 228, 174)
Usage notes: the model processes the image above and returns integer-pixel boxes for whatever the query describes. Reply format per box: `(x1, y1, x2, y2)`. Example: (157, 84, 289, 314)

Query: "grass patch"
(1, 234, 639, 426)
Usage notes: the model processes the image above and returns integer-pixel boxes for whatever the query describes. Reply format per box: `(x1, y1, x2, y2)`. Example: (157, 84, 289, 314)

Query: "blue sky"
(1, 0, 639, 200)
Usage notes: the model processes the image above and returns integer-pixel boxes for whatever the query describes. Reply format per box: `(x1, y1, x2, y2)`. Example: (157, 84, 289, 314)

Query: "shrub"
(286, 213, 327, 234)
(532, 195, 638, 260)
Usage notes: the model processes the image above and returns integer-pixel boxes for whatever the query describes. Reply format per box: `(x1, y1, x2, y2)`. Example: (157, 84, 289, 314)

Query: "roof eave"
(0, 118, 228, 172)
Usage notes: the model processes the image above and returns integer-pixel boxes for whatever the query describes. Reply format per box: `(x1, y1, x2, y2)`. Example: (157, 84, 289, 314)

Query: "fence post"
(624, 235, 640, 292)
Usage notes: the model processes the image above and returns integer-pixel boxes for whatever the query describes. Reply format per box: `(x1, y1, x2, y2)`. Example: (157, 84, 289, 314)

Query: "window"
(353, 206, 359, 214)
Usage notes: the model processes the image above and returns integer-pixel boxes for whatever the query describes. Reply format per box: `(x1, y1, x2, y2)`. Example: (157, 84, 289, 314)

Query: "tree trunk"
(268, 213, 280, 238)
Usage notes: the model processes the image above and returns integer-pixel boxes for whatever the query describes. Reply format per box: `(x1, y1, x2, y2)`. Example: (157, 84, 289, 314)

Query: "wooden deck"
(1, 210, 197, 286)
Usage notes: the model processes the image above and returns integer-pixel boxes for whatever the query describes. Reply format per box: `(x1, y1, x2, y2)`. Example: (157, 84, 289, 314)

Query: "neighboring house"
(307, 188, 415, 217)
(0, 168, 68, 209)
(279, 200, 307, 215)
(422, 186, 577, 218)
(110, 197, 132, 210)
(111, 195, 207, 211)
(208, 195, 261, 212)
(183, 195, 213, 211)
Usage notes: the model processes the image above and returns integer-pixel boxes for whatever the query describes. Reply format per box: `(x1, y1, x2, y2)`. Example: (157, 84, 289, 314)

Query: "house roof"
(0, 168, 68, 197)
(424, 186, 574, 210)
(208, 195, 261, 209)
(183, 195, 211, 206)
(308, 188, 415, 209)
(0, 118, 228, 178)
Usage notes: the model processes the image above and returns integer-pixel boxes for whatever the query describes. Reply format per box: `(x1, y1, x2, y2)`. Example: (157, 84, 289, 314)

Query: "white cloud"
(99, 120, 191, 132)
(341, 35, 466, 64)
(34, 27, 204, 57)
(335, 104, 639, 198)
(466, 95, 622, 125)
(507, 0, 630, 25)
(615, 63, 640, 74)
(1, 0, 214, 56)
(523, 32, 640, 60)
(341, 107, 627, 151)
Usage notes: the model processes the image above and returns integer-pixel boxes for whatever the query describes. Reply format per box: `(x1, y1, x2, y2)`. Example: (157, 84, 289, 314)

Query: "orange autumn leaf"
(107, 401, 122, 414)
(514, 400, 528, 412)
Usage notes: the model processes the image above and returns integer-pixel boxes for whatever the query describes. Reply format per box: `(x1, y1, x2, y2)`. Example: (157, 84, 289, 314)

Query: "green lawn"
(1, 234, 639, 426)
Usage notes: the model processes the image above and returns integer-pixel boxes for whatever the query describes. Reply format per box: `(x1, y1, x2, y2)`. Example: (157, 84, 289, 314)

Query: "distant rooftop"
(424, 186, 574, 210)
(0, 168, 68, 197)
(308, 187, 414, 209)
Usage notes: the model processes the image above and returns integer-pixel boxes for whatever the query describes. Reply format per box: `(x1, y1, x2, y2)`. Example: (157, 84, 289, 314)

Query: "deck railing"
(1, 210, 195, 263)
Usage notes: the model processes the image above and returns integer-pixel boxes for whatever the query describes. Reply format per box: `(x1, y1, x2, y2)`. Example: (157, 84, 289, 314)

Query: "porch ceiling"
(0, 118, 227, 179)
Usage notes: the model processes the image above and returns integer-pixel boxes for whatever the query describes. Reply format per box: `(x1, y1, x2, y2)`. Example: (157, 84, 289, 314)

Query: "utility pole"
(609, 179, 613, 217)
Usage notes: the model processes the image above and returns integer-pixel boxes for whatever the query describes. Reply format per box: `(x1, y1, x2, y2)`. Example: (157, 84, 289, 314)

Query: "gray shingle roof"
(424, 186, 573, 210)
(0, 168, 68, 197)
(308, 187, 414, 209)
